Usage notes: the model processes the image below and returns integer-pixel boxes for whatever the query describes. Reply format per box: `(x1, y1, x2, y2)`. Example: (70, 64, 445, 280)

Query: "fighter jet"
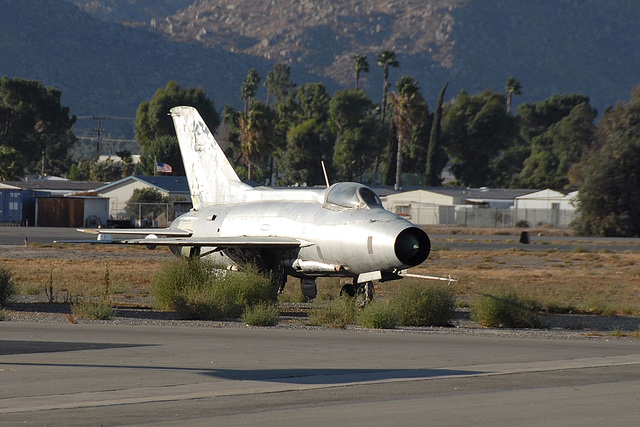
(74, 106, 432, 299)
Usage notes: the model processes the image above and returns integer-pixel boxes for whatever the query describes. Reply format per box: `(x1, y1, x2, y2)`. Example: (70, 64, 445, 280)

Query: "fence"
(108, 202, 192, 227)
(391, 203, 576, 229)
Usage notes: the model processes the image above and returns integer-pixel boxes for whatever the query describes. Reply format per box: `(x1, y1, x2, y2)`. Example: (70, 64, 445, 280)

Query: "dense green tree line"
(3, 59, 640, 235)
(0, 77, 76, 179)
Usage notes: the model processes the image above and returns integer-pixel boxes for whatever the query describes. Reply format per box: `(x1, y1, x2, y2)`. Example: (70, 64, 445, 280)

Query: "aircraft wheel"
(340, 284, 356, 297)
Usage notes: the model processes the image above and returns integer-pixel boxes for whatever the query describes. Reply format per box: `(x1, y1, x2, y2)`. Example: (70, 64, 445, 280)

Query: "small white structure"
(513, 189, 578, 228)
(383, 187, 536, 226)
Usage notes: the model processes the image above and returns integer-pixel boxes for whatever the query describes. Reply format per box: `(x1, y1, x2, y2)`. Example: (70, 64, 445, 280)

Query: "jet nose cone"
(394, 227, 431, 266)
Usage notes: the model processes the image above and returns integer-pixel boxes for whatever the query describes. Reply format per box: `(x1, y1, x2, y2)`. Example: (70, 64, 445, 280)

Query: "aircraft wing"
(56, 229, 305, 249)
(109, 236, 304, 248)
(77, 228, 192, 237)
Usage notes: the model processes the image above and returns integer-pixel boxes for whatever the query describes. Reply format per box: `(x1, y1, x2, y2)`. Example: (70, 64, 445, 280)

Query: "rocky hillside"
(2, 0, 639, 138)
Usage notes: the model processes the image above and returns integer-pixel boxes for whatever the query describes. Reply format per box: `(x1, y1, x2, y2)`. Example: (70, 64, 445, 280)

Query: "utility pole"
(92, 116, 106, 155)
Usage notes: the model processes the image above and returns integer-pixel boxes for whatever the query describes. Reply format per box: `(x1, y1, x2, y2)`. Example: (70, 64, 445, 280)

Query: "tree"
(264, 63, 296, 107)
(571, 87, 640, 236)
(441, 90, 519, 187)
(237, 101, 278, 182)
(138, 135, 184, 176)
(376, 50, 399, 122)
(280, 119, 334, 186)
(294, 83, 331, 122)
(0, 77, 76, 176)
(517, 93, 591, 143)
(505, 77, 522, 115)
(134, 81, 219, 176)
(519, 103, 596, 188)
(353, 54, 370, 90)
(90, 158, 122, 182)
(388, 76, 429, 189)
(425, 82, 449, 186)
(0, 146, 22, 180)
(125, 188, 169, 221)
(241, 68, 261, 115)
(329, 89, 377, 182)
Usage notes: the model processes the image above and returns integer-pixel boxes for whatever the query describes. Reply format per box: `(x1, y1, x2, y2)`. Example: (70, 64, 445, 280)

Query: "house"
(93, 176, 191, 225)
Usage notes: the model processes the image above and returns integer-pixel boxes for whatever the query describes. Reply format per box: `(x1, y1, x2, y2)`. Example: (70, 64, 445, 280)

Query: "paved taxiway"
(1, 323, 639, 426)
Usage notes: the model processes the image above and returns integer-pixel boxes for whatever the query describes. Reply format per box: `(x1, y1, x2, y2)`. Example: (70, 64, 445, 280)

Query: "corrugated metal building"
(0, 183, 24, 225)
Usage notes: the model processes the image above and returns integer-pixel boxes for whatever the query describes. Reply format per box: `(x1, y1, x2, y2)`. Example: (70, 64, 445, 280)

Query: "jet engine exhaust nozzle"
(394, 228, 430, 266)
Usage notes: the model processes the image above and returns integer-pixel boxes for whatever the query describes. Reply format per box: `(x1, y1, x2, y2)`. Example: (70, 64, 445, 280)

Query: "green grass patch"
(241, 302, 280, 326)
(307, 296, 358, 328)
(357, 300, 398, 329)
(71, 299, 115, 320)
(470, 289, 542, 328)
(152, 258, 277, 320)
(390, 283, 456, 327)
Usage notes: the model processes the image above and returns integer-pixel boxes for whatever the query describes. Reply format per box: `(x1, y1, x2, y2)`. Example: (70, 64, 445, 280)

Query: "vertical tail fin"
(170, 106, 251, 209)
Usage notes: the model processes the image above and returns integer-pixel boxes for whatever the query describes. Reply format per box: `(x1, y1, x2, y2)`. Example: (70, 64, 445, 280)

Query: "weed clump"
(71, 299, 115, 320)
(152, 258, 276, 320)
(391, 284, 456, 327)
(357, 300, 398, 329)
(307, 296, 358, 328)
(241, 302, 280, 326)
(0, 265, 17, 307)
(470, 289, 541, 328)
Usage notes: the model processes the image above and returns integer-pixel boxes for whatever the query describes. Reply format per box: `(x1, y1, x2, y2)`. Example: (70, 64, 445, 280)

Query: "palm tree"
(389, 76, 427, 190)
(376, 50, 399, 122)
(241, 68, 261, 115)
(505, 77, 522, 115)
(353, 54, 369, 90)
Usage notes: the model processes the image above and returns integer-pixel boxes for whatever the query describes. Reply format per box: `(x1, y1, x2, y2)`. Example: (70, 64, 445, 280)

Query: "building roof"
(376, 186, 537, 200)
(2, 180, 105, 193)
(94, 175, 190, 195)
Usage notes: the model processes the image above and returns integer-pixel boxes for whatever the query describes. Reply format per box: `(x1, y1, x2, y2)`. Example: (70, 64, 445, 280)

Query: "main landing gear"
(340, 279, 374, 302)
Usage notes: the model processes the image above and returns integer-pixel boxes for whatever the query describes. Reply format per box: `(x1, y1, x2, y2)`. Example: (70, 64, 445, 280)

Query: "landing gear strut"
(340, 279, 374, 302)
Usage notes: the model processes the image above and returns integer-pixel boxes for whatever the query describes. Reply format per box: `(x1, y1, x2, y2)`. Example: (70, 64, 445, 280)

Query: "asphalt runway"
(1, 323, 639, 426)
(2, 227, 640, 251)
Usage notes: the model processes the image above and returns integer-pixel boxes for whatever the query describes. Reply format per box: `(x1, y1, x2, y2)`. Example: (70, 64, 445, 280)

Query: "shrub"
(0, 309, 6, 321)
(307, 296, 358, 328)
(357, 300, 398, 329)
(71, 300, 115, 320)
(0, 265, 17, 307)
(391, 283, 456, 327)
(470, 290, 541, 328)
(152, 258, 276, 320)
(242, 302, 280, 326)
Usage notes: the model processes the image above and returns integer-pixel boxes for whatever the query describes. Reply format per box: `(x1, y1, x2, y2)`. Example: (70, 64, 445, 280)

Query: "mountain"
(2, 0, 639, 138)
(0, 0, 272, 137)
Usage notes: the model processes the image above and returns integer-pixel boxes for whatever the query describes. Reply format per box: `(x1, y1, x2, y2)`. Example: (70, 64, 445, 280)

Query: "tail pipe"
(394, 227, 431, 266)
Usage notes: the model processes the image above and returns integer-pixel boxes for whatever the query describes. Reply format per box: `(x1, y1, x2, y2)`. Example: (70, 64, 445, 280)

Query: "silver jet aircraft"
(77, 106, 431, 299)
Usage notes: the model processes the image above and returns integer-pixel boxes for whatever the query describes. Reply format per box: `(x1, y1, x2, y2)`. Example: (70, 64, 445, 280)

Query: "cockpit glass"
(325, 183, 382, 208)
(358, 187, 382, 207)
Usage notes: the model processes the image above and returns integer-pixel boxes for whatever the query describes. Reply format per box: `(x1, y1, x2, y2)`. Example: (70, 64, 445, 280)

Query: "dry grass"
(2, 244, 640, 316)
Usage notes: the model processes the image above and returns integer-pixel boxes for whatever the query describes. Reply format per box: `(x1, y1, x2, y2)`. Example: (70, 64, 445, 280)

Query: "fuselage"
(169, 183, 430, 280)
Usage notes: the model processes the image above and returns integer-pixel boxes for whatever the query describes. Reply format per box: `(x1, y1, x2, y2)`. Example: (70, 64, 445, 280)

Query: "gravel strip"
(3, 297, 639, 341)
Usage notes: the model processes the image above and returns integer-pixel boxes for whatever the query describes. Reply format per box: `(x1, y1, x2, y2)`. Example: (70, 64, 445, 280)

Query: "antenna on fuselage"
(321, 160, 331, 187)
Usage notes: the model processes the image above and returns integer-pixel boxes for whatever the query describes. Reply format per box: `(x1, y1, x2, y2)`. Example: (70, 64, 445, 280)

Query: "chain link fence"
(390, 203, 576, 228)
(107, 201, 192, 228)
